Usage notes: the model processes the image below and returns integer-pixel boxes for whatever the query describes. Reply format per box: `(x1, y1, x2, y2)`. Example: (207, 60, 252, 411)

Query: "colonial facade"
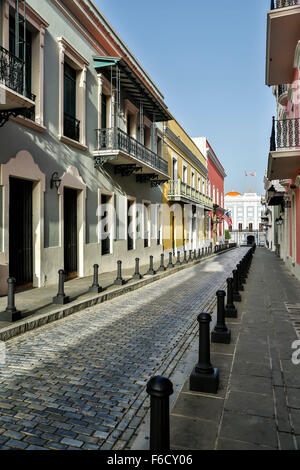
(193, 137, 226, 246)
(162, 120, 213, 254)
(0, 0, 171, 295)
(224, 192, 266, 246)
(264, 0, 300, 281)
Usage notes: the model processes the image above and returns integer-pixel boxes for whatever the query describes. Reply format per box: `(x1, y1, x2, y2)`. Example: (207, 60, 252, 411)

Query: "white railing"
(168, 179, 214, 209)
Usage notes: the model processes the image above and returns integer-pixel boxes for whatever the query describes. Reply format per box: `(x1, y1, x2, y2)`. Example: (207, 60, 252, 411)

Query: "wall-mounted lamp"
(276, 216, 283, 226)
(50, 172, 62, 191)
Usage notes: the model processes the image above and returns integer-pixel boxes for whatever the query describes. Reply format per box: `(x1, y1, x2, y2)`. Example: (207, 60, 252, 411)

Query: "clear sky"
(94, 0, 274, 195)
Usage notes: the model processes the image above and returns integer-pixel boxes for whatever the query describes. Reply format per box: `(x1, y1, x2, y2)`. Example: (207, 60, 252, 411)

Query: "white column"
(79, 65, 87, 146)
(58, 43, 65, 138)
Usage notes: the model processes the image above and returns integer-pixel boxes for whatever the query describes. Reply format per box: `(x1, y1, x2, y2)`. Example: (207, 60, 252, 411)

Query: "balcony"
(0, 45, 35, 112)
(94, 128, 169, 178)
(266, 1, 300, 85)
(268, 116, 300, 179)
(271, 0, 299, 8)
(167, 179, 213, 210)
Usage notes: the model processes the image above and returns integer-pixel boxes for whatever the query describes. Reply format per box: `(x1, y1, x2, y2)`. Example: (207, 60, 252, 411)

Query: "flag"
(222, 210, 232, 228)
(249, 172, 256, 177)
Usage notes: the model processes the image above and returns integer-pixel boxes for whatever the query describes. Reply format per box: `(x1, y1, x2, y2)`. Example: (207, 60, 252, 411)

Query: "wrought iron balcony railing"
(270, 116, 300, 151)
(0, 45, 35, 102)
(96, 128, 169, 175)
(271, 0, 299, 8)
(64, 113, 80, 142)
(168, 179, 214, 208)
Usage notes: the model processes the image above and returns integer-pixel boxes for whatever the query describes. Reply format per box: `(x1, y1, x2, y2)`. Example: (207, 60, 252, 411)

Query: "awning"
(93, 56, 172, 122)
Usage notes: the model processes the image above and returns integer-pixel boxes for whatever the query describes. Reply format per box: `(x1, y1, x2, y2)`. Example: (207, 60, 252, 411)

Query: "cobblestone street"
(0, 249, 247, 450)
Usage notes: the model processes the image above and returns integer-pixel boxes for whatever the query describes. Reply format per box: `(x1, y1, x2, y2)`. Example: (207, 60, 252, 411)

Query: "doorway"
(9, 177, 33, 288)
(64, 187, 78, 280)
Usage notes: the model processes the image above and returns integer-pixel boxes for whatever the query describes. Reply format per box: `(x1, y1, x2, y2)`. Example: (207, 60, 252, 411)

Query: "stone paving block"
(171, 415, 218, 450)
(273, 386, 293, 433)
(290, 409, 300, 435)
(220, 411, 278, 449)
(171, 393, 224, 423)
(216, 437, 274, 450)
(231, 360, 272, 378)
(229, 374, 273, 395)
(61, 437, 84, 448)
(286, 387, 300, 409)
(5, 439, 28, 449)
(278, 432, 297, 450)
(225, 390, 275, 418)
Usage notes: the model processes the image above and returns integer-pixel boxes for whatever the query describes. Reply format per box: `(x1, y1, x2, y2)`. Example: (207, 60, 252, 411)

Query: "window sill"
(10, 115, 46, 133)
(59, 134, 88, 151)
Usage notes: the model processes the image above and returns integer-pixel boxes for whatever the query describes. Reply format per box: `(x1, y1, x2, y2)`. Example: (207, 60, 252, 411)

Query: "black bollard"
(232, 269, 241, 302)
(211, 291, 231, 344)
(237, 263, 244, 291)
(89, 264, 103, 294)
(205, 247, 208, 257)
(147, 376, 173, 451)
(176, 251, 181, 266)
(202, 248, 204, 258)
(133, 258, 143, 280)
(158, 254, 166, 272)
(198, 248, 201, 260)
(188, 250, 193, 263)
(1, 278, 21, 322)
(225, 278, 238, 318)
(190, 313, 219, 393)
(167, 252, 174, 269)
(114, 260, 126, 285)
(194, 249, 197, 261)
(53, 270, 70, 305)
(147, 256, 156, 275)
(183, 251, 188, 264)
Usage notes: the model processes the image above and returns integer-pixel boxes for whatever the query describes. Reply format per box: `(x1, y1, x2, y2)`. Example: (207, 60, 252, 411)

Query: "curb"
(0, 247, 237, 342)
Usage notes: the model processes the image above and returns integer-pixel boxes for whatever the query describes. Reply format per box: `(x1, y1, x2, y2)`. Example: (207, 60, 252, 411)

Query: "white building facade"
(224, 192, 267, 246)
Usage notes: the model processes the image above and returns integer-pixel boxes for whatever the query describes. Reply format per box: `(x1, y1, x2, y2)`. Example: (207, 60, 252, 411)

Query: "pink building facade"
(265, 1, 300, 281)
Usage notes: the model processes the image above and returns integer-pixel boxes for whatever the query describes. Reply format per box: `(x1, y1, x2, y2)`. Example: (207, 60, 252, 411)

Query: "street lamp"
(50, 172, 62, 191)
(275, 216, 283, 226)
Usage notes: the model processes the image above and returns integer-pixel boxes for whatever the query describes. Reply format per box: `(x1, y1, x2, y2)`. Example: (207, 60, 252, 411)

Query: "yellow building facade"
(161, 119, 213, 254)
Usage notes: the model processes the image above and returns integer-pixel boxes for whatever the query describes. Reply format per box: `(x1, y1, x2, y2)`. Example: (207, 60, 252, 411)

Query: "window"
(249, 223, 253, 232)
(64, 63, 79, 141)
(202, 179, 205, 195)
(182, 164, 188, 184)
(127, 199, 135, 251)
(238, 223, 243, 231)
(217, 189, 219, 206)
(213, 185, 216, 203)
(143, 202, 151, 248)
(172, 157, 178, 180)
(4, 5, 49, 129)
(58, 37, 89, 149)
(191, 171, 195, 188)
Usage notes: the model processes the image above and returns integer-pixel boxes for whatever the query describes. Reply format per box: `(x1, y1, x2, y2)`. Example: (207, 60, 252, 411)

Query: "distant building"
(224, 191, 266, 246)
(193, 138, 226, 246)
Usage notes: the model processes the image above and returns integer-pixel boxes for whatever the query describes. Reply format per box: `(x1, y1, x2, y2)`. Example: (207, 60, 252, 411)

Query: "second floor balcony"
(271, 0, 299, 8)
(167, 179, 213, 210)
(94, 128, 169, 179)
(266, 0, 300, 86)
(0, 45, 35, 112)
(268, 116, 300, 179)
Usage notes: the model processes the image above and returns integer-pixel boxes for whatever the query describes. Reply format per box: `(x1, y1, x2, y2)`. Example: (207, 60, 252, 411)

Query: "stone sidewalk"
(169, 248, 300, 450)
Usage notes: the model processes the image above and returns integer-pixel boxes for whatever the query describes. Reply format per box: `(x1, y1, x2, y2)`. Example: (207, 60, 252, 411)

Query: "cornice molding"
(165, 128, 208, 177)
(207, 147, 227, 178)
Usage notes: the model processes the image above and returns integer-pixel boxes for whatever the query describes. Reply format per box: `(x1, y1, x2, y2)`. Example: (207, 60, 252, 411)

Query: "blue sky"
(95, 0, 274, 195)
